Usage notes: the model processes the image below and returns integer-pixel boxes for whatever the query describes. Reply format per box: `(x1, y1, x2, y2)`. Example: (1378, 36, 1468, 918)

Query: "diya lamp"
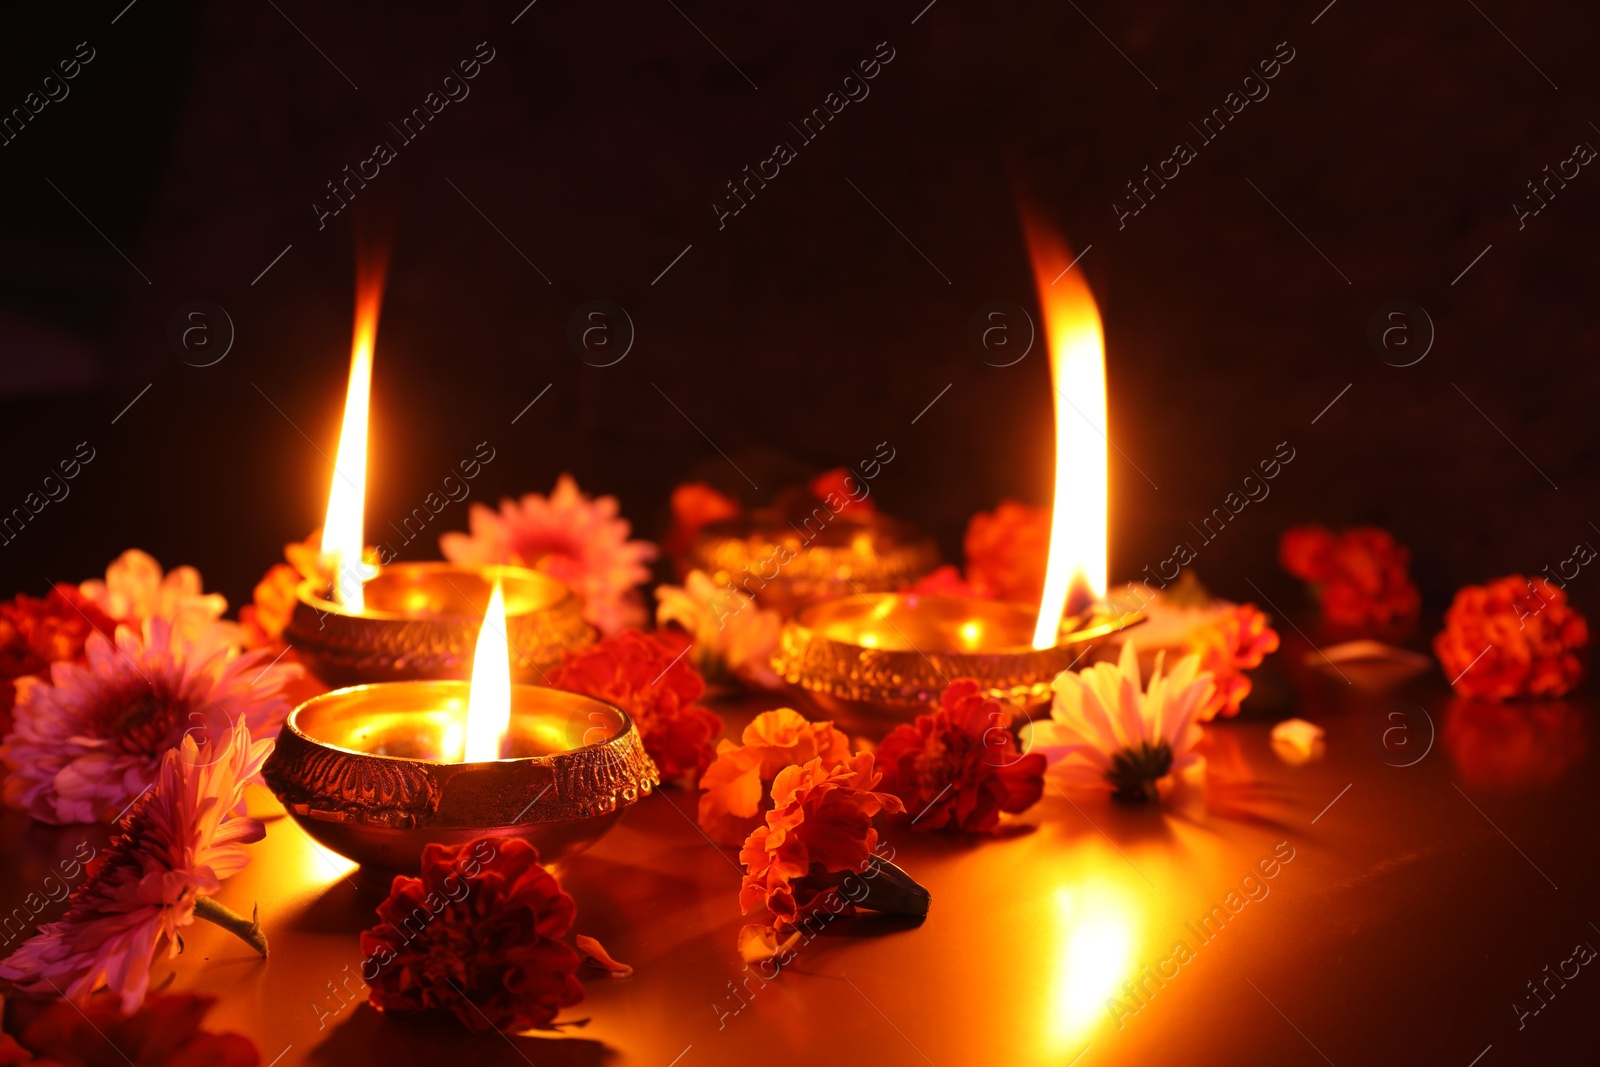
(282, 263, 593, 685)
(264, 579, 658, 871)
(774, 219, 1142, 733)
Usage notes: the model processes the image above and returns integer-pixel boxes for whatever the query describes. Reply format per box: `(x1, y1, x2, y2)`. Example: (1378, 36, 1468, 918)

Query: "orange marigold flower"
(1186, 604, 1280, 721)
(738, 753, 904, 932)
(239, 563, 301, 650)
(0, 585, 117, 734)
(1434, 575, 1587, 701)
(549, 630, 722, 781)
(807, 467, 876, 517)
(875, 679, 1045, 832)
(1278, 524, 1420, 632)
(965, 500, 1051, 603)
(697, 708, 852, 846)
(0, 990, 259, 1067)
(664, 482, 742, 563)
(360, 837, 583, 1033)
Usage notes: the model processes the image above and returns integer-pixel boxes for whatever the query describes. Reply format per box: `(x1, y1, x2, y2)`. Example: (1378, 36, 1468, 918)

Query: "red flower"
(1186, 604, 1280, 720)
(876, 679, 1045, 833)
(738, 753, 904, 932)
(1434, 575, 1587, 700)
(1278, 524, 1420, 632)
(664, 482, 742, 564)
(549, 629, 722, 780)
(0, 585, 117, 735)
(360, 837, 583, 1034)
(908, 565, 979, 598)
(0, 989, 258, 1066)
(965, 501, 1051, 604)
(807, 468, 876, 517)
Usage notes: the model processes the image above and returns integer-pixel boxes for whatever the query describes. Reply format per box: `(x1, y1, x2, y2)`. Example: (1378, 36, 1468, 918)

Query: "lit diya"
(774, 219, 1142, 731)
(282, 261, 593, 685)
(264, 581, 658, 870)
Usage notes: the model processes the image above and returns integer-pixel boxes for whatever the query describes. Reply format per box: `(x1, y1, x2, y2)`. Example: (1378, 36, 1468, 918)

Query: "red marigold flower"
(664, 481, 742, 563)
(0, 584, 117, 734)
(1434, 575, 1587, 700)
(807, 468, 876, 517)
(359, 837, 583, 1034)
(0, 989, 259, 1066)
(908, 565, 979, 598)
(738, 753, 904, 932)
(1278, 524, 1419, 632)
(239, 563, 301, 650)
(875, 679, 1045, 833)
(549, 629, 722, 781)
(1186, 604, 1280, 721)
(965, 501, 1051, 604)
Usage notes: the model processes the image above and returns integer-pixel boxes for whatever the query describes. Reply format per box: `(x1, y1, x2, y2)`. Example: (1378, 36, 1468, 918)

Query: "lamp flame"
(463, 580, 512, 762)
(1024, 219, 1108, 649)
(320, 263, 386, 612)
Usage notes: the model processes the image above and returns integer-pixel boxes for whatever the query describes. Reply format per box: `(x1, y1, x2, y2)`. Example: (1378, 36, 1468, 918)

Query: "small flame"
(463, 580, 512, 762)
(1024, 218, 1108, 649)
(320, 261, 387, 612)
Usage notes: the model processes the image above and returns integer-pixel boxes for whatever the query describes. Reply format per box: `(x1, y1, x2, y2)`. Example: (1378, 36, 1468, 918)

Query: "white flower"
(1031, 639, 1213, 802)
(655, 570, 782, 690)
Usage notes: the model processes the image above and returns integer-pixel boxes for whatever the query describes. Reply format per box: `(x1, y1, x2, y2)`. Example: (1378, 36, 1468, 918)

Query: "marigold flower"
(807, 467, 876, 517)
(908, 565, 979, 598)
(1185, 603, 1280, 720)
(875, 679, 1045, 832)
(238, 563, 300, 650)
(664, 482, 742, 564)
(965, 500, 1051, 603)
(1278, 524, 1420, 632)
(697, 708, 852, 846)
(548, 629, 721, 781)
(1434, 575, 1587, 700)
(440, 475, 657, 635)
(0, 990, 259, 1067)
(738, 753, 904, 932)
(359, 837, 583, 1033)
(0, 719, 271, 1012)
(0, 584, 117, 735)
(656, 570, 783, 691)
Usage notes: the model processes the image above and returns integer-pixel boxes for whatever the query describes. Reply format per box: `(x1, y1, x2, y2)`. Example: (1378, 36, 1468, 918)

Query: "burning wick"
(320, 262, 386, 612)
(462, 580, 512, 762)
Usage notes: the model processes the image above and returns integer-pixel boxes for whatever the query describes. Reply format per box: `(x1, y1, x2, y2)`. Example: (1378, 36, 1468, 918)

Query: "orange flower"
(1434, 575, 1587, 700)
(664, 482, 741, 563)
(1186, 604, 1280, 720)
(1441, 697, 1587, 787)
(1278, 524, 1419, 632)
(807, 468, 876, 517)
(549, 630, 723, 781)
(239, 563, 300, 650)
(965, 501, 1051, 603)
(738, 753, 903, 932)
(697, 708, 852, 845)
(908, 564, 979, 597)
(875, 679, 1045, 832)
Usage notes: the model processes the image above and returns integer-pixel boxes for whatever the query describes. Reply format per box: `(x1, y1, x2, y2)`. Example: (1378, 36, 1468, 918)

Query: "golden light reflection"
(1047, 877, 1140, 1050)
(463, 581, 512, 762)
(958, 620, 983, 648)
(1023, 216, 1108, 649)
(320, 260, 387, 612)
(303, 839, 360, 884)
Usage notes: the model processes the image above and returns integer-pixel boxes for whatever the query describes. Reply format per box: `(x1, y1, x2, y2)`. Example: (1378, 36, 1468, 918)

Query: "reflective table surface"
(3, 648, 1596, 1066)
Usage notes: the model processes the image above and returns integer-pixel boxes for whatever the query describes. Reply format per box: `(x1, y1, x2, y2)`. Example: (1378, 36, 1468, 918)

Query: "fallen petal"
(575, 934, 633, 978)
(1270, 718, 1326, 764)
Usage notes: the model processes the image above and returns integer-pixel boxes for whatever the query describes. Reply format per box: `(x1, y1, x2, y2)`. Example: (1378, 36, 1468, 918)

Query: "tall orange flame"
(1023, 219, 1108, 649)
(320, 260, 387, 612)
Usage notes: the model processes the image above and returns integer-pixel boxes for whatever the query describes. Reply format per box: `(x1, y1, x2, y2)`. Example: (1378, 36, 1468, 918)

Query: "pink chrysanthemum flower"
(0, 619, 299, 825)
(439, 474, 657, 635)
(80, 549, 233, 649)
(1031, 639, 1213, 803)
(0, 717, 271, 1012)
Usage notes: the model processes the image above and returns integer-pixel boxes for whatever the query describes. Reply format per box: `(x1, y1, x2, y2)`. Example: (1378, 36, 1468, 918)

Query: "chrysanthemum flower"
(0, 718, 271, 1012)
(738, 753, 904, 932)
(697, 708, 852, 845)
(1186, 603, 1280, 721)
(1434, 575, 1587, 700)
(548, 629, 721, 781)
(440, 475, 657, 635)
(80, 550, 230, 650)
(1279, 524, 1420, 633)
(656, 569, 783, 691)
(1032, 640, 1213, 803)
(876, 679, 1046, 833)
(360, 837, 583, 1033)
(1, 619, 299, 825)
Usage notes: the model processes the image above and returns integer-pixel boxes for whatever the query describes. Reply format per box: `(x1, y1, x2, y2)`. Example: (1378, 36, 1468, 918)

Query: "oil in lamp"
(773, 218, 1142, 733)
(264, 578, 658, 871)
(282, 261, 593, 685)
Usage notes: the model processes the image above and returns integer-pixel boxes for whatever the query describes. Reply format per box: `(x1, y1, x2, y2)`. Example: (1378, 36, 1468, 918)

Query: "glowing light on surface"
(1048, 880, 1139, 1048)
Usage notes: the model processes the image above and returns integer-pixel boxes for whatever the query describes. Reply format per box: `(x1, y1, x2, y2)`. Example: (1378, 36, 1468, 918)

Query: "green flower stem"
(194, 898, 268, 957)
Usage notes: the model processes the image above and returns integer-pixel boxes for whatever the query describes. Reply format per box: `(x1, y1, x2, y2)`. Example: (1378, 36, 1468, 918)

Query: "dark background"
(0, 0, 1592, 626)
